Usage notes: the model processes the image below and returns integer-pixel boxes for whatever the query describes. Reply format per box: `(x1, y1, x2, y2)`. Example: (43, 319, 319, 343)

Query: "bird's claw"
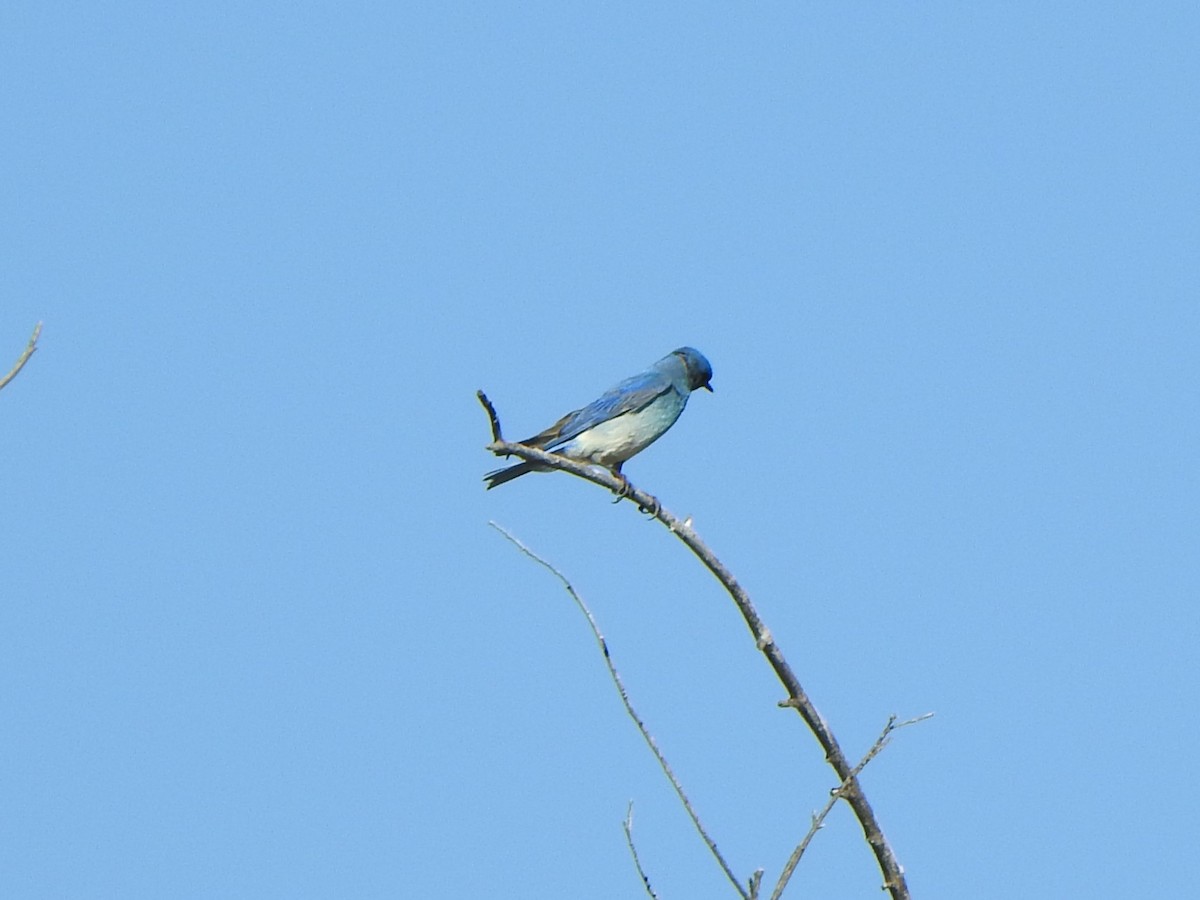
(610, 471, 633, 504)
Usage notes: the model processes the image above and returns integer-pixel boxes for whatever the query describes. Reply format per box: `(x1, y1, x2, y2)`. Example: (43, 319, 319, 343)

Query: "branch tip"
(0, 321, 43, 393)
(476, 389, 503, 442)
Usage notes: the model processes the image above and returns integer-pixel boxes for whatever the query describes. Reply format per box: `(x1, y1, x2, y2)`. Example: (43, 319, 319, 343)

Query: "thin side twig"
(0, 322, 42, 393)
(479, 400, 914, 900)
(490, 522, 749, 900)
(623, 802, 659, 900)
(770, 713, 932, 900)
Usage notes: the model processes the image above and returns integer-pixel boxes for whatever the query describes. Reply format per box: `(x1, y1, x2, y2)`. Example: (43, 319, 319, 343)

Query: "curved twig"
(0, 322, 42, 393)
(490, 522, 748, 900)
(479, 391, 913, 900)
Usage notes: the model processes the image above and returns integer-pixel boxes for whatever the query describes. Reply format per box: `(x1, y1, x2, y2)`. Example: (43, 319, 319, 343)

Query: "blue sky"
(2, 2, 1197, 897)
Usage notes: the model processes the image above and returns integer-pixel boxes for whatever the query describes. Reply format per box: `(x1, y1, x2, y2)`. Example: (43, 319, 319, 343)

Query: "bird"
(484, 347, 713, 490)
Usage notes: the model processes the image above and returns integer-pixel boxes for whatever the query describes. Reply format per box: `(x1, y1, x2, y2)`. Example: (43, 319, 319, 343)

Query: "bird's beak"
(703, 383, 714, 392)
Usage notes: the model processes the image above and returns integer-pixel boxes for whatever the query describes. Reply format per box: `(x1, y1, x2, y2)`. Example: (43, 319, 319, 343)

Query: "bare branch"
(623, 802, 660, 900)
(484, 438, 666, 513)
(476, 390, 503, 443)
(480, 402, 915, 900)
(770, 713, 933, 900)
(0, 322, 42, 393)
(490, 522, 749, 900)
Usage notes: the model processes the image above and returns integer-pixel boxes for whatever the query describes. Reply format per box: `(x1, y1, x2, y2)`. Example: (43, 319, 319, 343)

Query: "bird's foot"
(636, 495, 660, 517)
(610, 470, 633, 504)
(606, 471, 658, 517)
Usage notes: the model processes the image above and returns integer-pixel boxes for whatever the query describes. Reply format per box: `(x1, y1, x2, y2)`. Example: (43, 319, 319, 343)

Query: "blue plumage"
(484, 347, 713, 489)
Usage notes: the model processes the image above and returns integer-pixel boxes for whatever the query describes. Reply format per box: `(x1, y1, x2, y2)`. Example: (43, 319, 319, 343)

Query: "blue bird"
(484, 347, 713, 490)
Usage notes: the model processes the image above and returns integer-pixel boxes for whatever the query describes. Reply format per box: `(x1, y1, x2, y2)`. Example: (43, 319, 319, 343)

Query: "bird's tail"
(484, 460, 536, 490)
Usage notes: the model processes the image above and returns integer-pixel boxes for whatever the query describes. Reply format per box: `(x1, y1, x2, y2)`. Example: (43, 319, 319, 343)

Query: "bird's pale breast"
(561, 391, 686, 466)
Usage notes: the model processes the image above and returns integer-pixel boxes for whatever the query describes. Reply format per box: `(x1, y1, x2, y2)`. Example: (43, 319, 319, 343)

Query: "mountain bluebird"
(484, 347, 713, 489)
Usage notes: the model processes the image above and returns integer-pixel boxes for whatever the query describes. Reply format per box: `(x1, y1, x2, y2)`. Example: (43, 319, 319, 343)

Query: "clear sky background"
(2, 3, 1197, 898)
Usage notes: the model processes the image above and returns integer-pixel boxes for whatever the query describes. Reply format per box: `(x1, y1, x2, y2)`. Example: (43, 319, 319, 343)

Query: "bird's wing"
(517, 410, 580, 449)
(540, 369, 675, 449)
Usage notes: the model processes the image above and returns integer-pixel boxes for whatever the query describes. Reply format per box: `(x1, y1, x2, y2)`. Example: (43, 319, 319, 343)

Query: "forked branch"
(770, 714, 932, 900)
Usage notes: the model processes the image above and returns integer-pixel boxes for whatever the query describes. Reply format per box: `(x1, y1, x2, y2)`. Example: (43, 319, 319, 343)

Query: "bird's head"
(672, 347, 714, 393)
